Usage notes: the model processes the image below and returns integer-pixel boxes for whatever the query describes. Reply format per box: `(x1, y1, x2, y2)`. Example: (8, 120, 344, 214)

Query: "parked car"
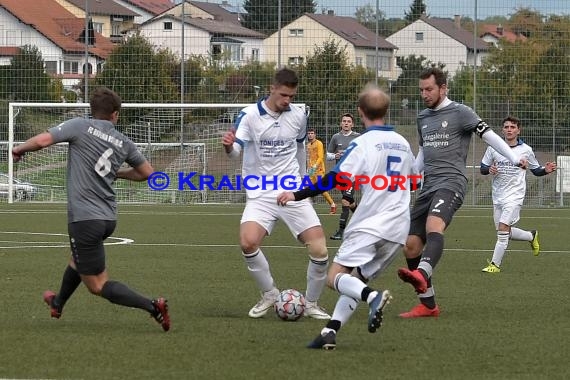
(0, 173, 38, 200)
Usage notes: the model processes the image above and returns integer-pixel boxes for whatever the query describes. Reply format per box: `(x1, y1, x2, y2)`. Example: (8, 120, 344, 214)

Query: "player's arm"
(12, 132, 54, 162)
(117, 161, 154, 181)
(413, 146, 424, 173)
(480, 147, 495, 175)
(477, 121, 526, 167)
(277, 170, 341, 205)
(530, 161, 557, 176)
(326, 136, 337, 161)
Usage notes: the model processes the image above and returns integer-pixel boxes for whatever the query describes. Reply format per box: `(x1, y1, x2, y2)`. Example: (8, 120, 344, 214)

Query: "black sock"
(53, 265, 81, 310)
(326, 319, 342, 333)
(419, 278, 436, 309)
(360, 286, 373, 302)
(420, 232, 445, 270)
(100, 280, 154, 313)
(406, 256, 421, 270)
(339, 206, 349, 229)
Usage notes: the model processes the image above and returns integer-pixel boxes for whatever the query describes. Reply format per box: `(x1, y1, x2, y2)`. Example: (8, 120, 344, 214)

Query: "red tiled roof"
(305, 13, 396, 50)
(122, 0, 175, 15)
(0, 0, 115, 59)
(479, 24, 527, 43)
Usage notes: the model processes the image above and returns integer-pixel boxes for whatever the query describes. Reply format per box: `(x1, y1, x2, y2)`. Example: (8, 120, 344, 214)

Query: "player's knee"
(239, 236, 261, 254)
(403, 236, 423, 258)
(341, 199, 351, 207)
(306, 236, 328, 259)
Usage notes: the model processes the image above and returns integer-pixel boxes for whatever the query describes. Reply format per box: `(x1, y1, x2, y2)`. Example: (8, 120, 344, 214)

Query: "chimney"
(327, 9, 334, 16)
(454, 15, 461, 28)
(496, 24, 504, 35)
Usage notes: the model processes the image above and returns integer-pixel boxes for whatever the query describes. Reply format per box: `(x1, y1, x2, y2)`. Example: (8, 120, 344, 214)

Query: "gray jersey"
(327, 130, 360, 161)
(418, 101, 481, 198)
(49, 117, 146, 222)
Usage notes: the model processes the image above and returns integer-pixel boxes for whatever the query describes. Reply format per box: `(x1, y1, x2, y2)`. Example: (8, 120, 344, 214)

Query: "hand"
(545, 162, 557, 173)
(489, 165, 498, 175)
(276, 192, 295, 206)
(517, 157, 528, 170)
(307, 166, 316, 176)
(12, 147, 24, 163)
(222, 127, 236, 153)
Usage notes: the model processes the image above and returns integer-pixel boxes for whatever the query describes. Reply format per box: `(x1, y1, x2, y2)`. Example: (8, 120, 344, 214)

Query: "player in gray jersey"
(396, 68, 528, 318)
(327, 113, 360, 240)
(12, 87, 170, 331)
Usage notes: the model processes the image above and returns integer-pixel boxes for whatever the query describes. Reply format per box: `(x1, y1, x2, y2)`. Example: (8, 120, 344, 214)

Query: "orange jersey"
(307, 139, 326, 176)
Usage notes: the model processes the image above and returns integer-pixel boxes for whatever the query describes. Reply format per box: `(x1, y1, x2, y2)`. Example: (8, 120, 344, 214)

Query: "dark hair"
(90, 87, 121, 120)
(340, 113, 354, 122)
(419, 67, 447, 87)
(273, 67, 299, 87)
(307, 127, 315, 132)
(502, 115, 521, 127)
(358, 83, 390, 121)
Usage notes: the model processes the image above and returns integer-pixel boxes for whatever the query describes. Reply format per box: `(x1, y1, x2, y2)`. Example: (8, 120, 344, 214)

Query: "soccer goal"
(5, 102, 306, 204)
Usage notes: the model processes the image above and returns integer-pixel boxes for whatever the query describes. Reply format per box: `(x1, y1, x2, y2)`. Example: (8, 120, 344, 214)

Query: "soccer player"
(277, 84, 418, 349)
(307, 128, 336, 213)
(327, 113, 360, 240)
(221, 67, 330, 320)
(11, 87, 170, 331)
(480, 116, 557, 273)
(397, 68, 528, 318)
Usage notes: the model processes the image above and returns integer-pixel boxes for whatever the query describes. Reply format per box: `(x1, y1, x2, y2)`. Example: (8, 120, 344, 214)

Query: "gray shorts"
(409, 188, 463, 242)
(68, 220, 116, 275)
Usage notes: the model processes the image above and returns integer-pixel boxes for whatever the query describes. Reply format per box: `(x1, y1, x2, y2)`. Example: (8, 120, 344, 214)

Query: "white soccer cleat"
(248, 288, 280, 318)
(304, 301, 331, 320)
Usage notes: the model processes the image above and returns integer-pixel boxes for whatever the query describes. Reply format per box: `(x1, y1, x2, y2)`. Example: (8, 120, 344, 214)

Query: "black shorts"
(68, 220, 116, 275)
(342, 184, 355, 204)
(409, 189, 463, 242)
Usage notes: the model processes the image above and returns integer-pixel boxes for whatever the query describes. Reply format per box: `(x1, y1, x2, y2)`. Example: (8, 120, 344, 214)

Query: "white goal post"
(5, 102, 306, 204)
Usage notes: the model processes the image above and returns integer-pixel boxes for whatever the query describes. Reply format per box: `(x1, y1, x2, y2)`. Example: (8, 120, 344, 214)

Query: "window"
(289, 29, 304, 37)
(251, 48, 259, 62)
(365, 55, 390, 71)
(212, 44, 222, 60)
(44, 61, 57, 74)
(415, 32, 424, 42)
(355, 57, 362, 66)
(111, 22, 121, 36)
(288, 56, 304, 66)
(164, 22, 172, 31)
(93, 22, 103, 34)
(63, 61, 79, 74)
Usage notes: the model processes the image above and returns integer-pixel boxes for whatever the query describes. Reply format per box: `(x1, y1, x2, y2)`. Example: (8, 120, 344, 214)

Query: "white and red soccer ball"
(274, 288, 305, 321)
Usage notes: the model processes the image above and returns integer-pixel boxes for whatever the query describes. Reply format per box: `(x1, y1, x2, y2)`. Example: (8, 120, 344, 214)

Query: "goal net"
(3, 102, 303, 204)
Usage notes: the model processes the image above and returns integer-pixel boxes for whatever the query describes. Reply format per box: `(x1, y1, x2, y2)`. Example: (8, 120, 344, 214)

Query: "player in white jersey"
(480, 116, 557, 273)
(222, 68, 330, 320)
(278, 84, 418, 350)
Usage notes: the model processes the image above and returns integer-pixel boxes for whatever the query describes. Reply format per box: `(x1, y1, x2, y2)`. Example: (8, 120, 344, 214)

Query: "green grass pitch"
(0, 203, 568, 379)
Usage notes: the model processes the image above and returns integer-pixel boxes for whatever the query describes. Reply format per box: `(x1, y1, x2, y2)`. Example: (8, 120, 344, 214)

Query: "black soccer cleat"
(307, 331, 336, 350)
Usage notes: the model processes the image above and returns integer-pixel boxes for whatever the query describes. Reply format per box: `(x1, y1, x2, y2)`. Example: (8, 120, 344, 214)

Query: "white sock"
(243, 249, 275, 292)
(330, 295, 359, 326)
(491, 231, 510, 266)
(334, 273, 366, 300)
(510, 227, 533, 241)
(305, 256, 328, 303)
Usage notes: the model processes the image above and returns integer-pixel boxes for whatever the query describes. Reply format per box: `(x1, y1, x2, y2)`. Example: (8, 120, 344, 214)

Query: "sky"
(321, 0, 569, 19)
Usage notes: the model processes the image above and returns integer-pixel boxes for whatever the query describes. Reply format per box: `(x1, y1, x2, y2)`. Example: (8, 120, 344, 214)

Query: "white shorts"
(493, 202, 521, 228)
(335, 232, 401, 280)
(241, 196, 321, 238)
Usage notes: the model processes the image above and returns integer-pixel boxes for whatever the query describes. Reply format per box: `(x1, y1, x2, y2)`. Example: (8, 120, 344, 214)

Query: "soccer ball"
(274, 288, 305, 321)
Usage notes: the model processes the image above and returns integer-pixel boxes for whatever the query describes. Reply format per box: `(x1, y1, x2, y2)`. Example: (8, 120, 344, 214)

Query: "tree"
(9, 45, 52, 101)
(404, 0, 427, 24)
(242, 0, 316, 35)
(354, 4, 385, 31)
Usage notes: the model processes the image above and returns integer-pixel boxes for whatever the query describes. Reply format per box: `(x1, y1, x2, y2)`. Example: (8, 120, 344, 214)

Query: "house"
(479, 24, 527, 47)
(55, 0, 139, 42)
(170, 0, 244, 26)
(136, 11, 265, 65)
(264, 11, 398, 80)
(0, 0, 116, 89)
(386, 15, 490, 76)
(115, 0, 176, 25)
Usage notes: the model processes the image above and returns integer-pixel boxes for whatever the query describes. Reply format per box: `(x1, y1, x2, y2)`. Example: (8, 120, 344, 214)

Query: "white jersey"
(234, 100, 307, 199)
(332, 126, 416, 244)
(481, 140, 540, 205)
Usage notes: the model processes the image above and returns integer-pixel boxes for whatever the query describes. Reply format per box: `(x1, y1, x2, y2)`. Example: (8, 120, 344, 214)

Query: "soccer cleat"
(399, 303, 440, 318)
(330, 230, 343, 240)
(248, 288, 279, 318)
(482, 261, 501, 273)
(151, 298, 171, 332)
(397, 268, 428, 294)
(307, 331, 337, 350)
(368, 290, 392, 333)
(329, 204, 337, 214)
(43, 290, 61, 319)
(304, 301, 331, 320)
(530, 230, 540, 256)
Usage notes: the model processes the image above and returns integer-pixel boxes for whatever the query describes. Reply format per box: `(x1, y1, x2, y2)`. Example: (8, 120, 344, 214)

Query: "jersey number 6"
(95, 148, 114, 177)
